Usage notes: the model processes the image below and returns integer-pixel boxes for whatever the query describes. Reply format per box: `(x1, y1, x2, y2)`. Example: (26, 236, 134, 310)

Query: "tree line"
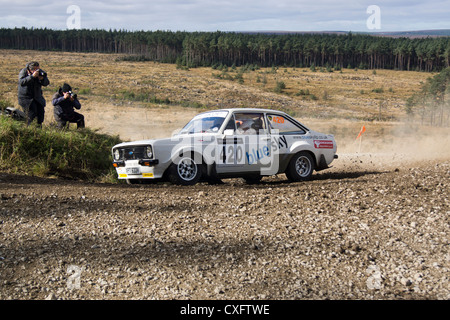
(406, 67, 450, 126)
(0, 28, 449, 71)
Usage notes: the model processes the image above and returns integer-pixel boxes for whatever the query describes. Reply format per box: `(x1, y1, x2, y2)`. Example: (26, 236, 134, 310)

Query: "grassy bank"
(0, 116, 122, 182)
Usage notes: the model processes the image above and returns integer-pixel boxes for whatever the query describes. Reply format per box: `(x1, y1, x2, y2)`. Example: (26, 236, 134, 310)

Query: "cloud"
(0, 0, 448, 31)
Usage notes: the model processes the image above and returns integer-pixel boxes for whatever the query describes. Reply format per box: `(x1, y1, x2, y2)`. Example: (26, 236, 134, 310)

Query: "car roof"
(201, 108, 287, 115)
(215, 108, 310, 131)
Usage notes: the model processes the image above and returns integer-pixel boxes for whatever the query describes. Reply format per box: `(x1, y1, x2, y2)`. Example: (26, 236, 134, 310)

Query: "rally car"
(112, 108, 338, 185)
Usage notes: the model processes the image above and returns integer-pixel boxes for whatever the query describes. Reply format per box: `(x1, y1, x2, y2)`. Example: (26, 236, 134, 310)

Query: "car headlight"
(146, 145, 153, 159)
(113, 149, 120, 160)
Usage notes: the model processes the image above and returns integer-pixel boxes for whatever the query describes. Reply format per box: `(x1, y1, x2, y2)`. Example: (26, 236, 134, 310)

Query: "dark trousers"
(24, 100, 45, 126)
(56, 112, 85, 129)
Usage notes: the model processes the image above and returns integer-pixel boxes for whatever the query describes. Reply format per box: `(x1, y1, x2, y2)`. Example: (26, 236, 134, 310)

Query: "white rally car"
(112, 108, 338, 185)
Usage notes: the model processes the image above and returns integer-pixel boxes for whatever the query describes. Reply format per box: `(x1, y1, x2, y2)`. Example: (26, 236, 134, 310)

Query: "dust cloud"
(80, 102, 198, 141)
(322, 121, 450, 172)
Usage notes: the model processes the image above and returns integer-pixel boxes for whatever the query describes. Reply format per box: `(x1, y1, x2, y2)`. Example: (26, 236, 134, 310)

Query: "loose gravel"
(0, 156, 448, 300)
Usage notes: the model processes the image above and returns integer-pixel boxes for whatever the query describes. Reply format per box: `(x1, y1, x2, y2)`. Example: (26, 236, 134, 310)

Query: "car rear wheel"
(285, 151, 314, 182)
(168, 156, 203, 185)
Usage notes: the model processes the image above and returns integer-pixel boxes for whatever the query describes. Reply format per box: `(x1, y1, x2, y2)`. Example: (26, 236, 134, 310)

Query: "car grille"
(120, 146, 146, 160)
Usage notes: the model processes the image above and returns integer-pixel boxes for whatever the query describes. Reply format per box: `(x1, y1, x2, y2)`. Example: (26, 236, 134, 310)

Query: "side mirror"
(223, 129, 234, 136)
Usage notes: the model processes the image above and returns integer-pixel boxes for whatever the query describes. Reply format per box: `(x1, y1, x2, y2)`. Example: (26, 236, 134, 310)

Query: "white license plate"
(126, 167, 140, 174)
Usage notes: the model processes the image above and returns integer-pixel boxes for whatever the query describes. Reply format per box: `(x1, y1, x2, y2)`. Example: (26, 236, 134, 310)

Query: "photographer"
(18, 61, 50, 127)
(52, 83, 85, 129)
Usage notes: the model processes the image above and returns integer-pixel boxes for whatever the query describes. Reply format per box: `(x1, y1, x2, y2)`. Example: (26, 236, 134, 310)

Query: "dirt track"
(1, 49, 448, 301)
(0, 154, 448, 300)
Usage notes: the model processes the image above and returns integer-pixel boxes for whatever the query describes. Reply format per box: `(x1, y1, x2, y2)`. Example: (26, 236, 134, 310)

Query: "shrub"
(235, 72, 244, 84)
(274, 81, 286, 93)
(372, 87, 384, 93)
(295, 89, 310, 96)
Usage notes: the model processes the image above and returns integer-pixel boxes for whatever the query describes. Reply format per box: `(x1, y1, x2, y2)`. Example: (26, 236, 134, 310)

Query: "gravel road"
(0, 155, 448, 300)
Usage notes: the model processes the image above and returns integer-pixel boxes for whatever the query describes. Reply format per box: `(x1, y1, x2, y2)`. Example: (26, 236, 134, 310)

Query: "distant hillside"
(243, 29, 450, 38)
(367, 29, 450, 38)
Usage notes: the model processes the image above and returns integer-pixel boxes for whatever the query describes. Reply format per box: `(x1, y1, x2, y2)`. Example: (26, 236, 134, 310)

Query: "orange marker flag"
(356, 125, 366, 140)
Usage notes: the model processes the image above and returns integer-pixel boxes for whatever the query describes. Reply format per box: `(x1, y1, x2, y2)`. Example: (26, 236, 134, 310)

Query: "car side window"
(266, 114, 306, 134)
(234, 113, 266, 135)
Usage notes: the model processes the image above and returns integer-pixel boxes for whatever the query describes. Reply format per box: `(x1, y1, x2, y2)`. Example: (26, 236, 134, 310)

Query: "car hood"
(112, 134, 210, 148)
(113, 139, 158, 148)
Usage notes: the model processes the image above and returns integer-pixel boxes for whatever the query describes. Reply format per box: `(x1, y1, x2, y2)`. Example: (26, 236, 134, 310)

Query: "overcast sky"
(0, 0, 449, 32)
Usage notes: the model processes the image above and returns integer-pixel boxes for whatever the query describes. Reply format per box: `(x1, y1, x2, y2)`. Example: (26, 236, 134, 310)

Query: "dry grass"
(0, 49, 440, 146)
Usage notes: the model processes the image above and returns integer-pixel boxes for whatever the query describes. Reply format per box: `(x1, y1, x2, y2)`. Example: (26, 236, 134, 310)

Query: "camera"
(68, 91, 77, 100)
(38, 69, 47, 77)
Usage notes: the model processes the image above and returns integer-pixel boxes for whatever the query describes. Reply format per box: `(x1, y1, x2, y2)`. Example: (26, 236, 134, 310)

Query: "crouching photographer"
(52, 83, 85, 129)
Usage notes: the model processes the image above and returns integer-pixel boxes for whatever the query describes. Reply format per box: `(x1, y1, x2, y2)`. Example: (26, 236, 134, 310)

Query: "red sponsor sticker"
(314, 140, 334, 149)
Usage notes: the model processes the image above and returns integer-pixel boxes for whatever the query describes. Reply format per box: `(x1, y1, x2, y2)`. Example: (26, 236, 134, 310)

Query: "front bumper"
(113, 159, 161, 179)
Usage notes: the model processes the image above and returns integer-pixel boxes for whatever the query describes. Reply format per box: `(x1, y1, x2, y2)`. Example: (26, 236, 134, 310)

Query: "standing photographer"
(52, 83, 85, 129)
(18, 61, 50, 127)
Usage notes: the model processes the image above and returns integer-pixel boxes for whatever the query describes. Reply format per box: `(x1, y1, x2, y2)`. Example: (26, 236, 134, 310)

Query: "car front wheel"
(285, 151, 314, 182)
(168, 156, 203, 185)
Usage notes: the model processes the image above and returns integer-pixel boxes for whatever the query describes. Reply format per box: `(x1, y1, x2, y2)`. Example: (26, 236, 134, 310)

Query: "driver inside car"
(236, 119, 257, 134)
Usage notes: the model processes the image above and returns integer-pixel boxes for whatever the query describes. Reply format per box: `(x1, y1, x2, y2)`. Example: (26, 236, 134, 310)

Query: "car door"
(216, 112, 271, 174)
(265, 113, 307, 172)
(215, 113, 245, 173)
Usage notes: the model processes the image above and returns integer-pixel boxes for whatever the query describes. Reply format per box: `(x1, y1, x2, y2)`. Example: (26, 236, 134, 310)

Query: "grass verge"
(0, 116, 122, 182)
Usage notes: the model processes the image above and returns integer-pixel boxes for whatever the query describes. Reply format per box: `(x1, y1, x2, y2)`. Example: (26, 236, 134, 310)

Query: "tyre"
(285, 151, 314, 182)
(168, 155, 203, 185)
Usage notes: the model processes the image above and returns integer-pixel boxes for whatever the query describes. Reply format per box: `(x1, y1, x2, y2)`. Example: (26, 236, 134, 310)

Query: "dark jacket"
(52, 92, 82, 119)
(17, 65, 50, 109)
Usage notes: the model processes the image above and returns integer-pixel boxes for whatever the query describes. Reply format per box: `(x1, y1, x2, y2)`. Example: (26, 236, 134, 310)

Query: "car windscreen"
(179, 111, 229, 134)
